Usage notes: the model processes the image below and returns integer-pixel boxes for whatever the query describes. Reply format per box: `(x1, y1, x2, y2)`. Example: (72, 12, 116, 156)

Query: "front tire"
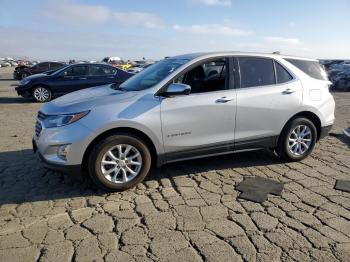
(32, 86, 52, 102)
(21, 72, 29, 79)
(88, 134, 151, 191)
(277, 117, 317, 162)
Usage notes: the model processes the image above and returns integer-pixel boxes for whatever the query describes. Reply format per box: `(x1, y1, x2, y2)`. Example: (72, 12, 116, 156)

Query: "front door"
(52, 64, 90, 95)
(160, 58, 237, 161)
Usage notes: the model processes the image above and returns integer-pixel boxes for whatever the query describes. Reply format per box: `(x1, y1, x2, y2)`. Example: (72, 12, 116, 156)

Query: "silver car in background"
(33, 52, 335, 191)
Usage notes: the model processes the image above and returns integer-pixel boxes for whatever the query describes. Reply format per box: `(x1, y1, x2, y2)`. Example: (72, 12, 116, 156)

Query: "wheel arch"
(282, 111, 322, 141)
(82, 127, 158, 173)
(31, 84, 52, 93)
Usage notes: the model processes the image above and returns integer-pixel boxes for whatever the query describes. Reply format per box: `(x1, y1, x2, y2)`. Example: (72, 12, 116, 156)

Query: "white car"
(34, 52, 335, 191)
(0, 61, 11, 67)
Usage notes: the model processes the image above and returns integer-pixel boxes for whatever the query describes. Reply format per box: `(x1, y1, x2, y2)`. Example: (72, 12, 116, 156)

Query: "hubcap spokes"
(288, 125, 312, 156)
(34, 88, 49, 101)
(101, 144, 142, 184)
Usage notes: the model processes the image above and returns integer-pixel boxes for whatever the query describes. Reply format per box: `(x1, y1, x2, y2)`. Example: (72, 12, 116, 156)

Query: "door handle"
(283, 88, 296, 94)
(216, 96, 234, 103)
(78, 77, 87, 80)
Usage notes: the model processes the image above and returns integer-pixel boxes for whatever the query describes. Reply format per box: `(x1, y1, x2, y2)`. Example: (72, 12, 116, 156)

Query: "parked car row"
(8, 53, 349, 106)
(0, 57, 39, 68)
(102, 56, 155, 71)
(320, 60, 350, 91)
(15, 63, 134, 102)
(0, 60, 17, 67)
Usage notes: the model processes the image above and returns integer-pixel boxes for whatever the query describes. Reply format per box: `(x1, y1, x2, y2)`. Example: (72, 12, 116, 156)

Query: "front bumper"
(33, 119, 95, 178)
(319, 125, 333, 140)
(15, 85, 31, 97)
(33, 138, 83, 179)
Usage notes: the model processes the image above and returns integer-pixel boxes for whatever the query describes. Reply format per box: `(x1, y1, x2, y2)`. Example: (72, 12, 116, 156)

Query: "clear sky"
(0, 0, 349, 61)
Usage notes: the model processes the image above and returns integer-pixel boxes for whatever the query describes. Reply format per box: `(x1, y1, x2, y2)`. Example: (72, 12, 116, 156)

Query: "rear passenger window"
(64, 65, 88, 76)
(275, 61, 293, 84)
(239, 58, 275, 88)
(90, 65, 108, 76)
(286, 59, 328, 80)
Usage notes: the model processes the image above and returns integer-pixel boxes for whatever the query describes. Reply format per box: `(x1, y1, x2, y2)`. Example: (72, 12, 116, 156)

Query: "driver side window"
(64, 65, 88, 76)
(175, 59, 228, 94)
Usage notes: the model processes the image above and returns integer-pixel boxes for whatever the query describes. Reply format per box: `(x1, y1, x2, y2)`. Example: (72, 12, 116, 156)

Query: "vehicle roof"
(37, 61, 66, 63)
(70, 63, 115, 66)
(171, 51, 318, 62)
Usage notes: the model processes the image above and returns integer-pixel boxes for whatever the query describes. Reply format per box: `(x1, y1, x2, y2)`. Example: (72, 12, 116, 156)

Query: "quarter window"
(275, 61, 293, 84)
(103, 66, 117, 75)
(286, 59, 328, 80)
(239, 57, 275, 88)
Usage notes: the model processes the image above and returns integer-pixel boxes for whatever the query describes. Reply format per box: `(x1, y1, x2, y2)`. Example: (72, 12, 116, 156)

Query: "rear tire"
(88, 134, 151, 191)
(277, 117, 317, 162)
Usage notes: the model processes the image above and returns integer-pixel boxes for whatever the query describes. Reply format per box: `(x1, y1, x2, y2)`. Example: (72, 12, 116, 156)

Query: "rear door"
(235, 57, 303, 148)
(88, 64, 117, 86)
(51, 65, 89, 95)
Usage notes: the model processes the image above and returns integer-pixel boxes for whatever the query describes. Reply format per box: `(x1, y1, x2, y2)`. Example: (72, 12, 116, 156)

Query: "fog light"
(57, 144, 70, 160)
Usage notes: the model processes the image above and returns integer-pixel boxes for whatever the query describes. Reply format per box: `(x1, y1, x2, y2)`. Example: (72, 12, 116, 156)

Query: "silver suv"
(33, 52, 335, 191)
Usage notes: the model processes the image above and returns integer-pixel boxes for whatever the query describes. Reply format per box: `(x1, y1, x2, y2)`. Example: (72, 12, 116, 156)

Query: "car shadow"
(0, 97, 33, 104)
(0, 148, 281, 205)
(0, 79, 15, 81)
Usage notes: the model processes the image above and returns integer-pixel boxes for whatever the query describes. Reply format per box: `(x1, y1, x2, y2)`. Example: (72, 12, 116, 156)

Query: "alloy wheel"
(33, 87, 50, 102)
(288, 125, 312, 156)
(100, 144, 142, 184)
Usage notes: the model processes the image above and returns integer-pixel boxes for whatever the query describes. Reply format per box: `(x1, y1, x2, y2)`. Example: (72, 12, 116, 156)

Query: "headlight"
(20, 78, 30, 85)
(42, 111, 90, 128)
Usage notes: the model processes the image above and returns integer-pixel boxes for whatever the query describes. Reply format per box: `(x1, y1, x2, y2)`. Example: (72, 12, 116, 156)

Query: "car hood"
(25, 73, 48, 80)
(40, 84, 137, 114)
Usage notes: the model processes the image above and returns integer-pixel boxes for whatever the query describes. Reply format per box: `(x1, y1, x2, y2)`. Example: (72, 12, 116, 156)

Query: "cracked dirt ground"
(0, 67, 350, 262)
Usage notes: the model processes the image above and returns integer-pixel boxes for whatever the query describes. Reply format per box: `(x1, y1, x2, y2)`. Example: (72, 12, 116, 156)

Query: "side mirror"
(161, 83, 191, 97)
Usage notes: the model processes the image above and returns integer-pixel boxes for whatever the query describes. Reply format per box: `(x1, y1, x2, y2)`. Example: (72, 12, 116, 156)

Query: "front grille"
(35, 111, 47, 137)
(35, 121, 42, 137)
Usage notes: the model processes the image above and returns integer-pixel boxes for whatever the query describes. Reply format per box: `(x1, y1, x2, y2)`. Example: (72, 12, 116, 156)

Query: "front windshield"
(45, 68, 62, 75)
(120, 58, 189, 91)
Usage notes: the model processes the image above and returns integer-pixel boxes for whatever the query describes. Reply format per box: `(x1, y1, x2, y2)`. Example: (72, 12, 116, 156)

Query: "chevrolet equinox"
(33, 52, 335, 191)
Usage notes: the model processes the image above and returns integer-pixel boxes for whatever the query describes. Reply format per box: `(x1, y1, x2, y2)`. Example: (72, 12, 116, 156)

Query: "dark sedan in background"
(15, 63, 134, 102)
(13, 61, 66, 80)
